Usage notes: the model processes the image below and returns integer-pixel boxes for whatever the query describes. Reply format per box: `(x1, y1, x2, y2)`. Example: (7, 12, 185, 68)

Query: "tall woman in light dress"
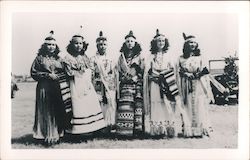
(116, 31, 144, 137)
(144, 29, 179, 138)
(30, 31, 66, 145)
(177, 33, 214, 138)
(63, 31, 106, 134)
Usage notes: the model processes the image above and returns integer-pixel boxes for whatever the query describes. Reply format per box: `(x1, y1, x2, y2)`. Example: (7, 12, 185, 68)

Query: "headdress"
(44, 30, 56, 43)
(154, 29, 165, 40)
(182, 32, 196, 42)
(96, 31, 107, 43)
(72, 25, 84, 40)
(125, 30, 136, 39)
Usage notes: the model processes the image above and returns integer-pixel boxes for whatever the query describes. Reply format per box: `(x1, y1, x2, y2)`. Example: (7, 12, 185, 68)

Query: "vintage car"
(209, 56, 239, 105)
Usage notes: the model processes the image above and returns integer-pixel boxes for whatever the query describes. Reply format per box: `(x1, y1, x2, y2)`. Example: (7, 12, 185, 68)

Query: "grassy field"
(11, 82, 238, 149)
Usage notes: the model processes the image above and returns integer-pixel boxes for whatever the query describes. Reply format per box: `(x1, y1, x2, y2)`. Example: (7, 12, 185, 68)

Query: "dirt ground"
(11, 82, 238, 149)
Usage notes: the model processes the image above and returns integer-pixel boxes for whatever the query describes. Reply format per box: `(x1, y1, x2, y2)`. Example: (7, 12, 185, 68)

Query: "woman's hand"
(49, 73, 58, 80)
(148, 74, 159, 83)
(185, 72, 194, 79)
(128, 68, 137, 77)
(131, 75, 138, 82)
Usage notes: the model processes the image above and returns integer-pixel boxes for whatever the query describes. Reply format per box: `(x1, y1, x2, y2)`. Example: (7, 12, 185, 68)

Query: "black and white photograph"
(1, 1, 249, 160)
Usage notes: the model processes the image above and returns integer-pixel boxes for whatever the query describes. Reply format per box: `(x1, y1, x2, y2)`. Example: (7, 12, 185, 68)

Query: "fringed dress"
(177, 55, 213, 137)
(64, 54, 106, 134)
(116, 52, 144, 136)
(31, 54, 66, 144)
(91, 54, 116, 128)
(144, 52, 179, 137)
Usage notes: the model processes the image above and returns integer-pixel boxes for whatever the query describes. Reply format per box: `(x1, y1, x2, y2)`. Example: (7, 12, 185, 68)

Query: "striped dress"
(116, 53, 144, 136)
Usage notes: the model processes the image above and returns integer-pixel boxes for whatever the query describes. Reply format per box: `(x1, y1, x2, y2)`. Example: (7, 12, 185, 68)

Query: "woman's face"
(72, 37, 84, 53)
(125, 37, 136, 50)
(97, 40, 107, 55)
(46, 41, 56, 53)
(188, 40, 198, 51)
(156, 36, 165, 51)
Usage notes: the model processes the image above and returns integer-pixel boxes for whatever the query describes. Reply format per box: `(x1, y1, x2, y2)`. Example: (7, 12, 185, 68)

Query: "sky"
(12, 12, 238, 75)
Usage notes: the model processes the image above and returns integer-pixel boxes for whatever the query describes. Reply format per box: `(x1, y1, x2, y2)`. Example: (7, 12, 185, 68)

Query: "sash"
(57, 72, 73, 128)
(120, 52, 141, 77)
(121, 52, 130, 75)
(161, 69, 179, 97)
(151, 68, 179, 100)
(95, 57, 115, 109)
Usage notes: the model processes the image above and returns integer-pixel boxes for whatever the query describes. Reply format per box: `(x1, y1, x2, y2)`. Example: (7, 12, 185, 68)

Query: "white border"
(1, 1, 249, 160)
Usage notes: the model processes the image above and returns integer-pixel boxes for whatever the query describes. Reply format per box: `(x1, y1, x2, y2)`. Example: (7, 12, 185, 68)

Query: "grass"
(11, 82, 238, 149)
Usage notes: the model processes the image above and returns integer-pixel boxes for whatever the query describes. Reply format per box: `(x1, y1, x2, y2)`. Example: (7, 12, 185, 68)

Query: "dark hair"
(120, 42, 142, 58)
(66, 36, 89, 56)
(150, 38, 169, 54)
(182, 40, 200, 59)
(37, 43, 60, 58)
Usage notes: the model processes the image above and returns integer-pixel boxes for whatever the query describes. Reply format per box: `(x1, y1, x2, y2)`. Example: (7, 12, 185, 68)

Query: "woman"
(11, 73, 19, 99)
(64, 31, 106, 134)
(177, 33, 213, 138)
(116, 30, 144, 137)
(144, 29, 179, 138)
(91, 31, 116, 131)
(30, 31, 66, 145)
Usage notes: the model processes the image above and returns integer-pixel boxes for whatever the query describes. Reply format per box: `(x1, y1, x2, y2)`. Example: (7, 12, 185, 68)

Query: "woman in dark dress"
(30, 31, 66, 145)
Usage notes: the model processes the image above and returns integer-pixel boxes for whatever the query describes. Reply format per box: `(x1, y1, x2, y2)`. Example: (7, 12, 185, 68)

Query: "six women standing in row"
(31, 28, 215, 145)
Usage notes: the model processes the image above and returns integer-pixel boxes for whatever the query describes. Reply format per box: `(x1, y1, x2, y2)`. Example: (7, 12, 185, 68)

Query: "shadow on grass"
(11, 129, 182, 148)
(10, 133, 108, 147)
(62, 129, 119, 143)
(11, 134, 45, 146)
(60, 129, 183, 143)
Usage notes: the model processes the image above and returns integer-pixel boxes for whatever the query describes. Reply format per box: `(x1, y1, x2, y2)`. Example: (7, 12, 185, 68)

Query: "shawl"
(116, 52, 142, 98)
(57, 72, 72, 128)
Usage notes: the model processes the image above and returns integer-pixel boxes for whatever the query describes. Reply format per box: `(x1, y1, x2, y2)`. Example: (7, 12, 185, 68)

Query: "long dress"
(91, 53, 116, 127)
(64, 54, 106, 134)
(177, 55, 213, 137)
(31, 54, 66, 144)
(116, 52, 144, 136)
(144, 52, 180, 137)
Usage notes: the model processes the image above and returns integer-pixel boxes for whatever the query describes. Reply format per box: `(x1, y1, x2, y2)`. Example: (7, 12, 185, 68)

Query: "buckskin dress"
(64, 53, 106, 134)
(144, 52, 180, 137)
(177, 55, 213, 137)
